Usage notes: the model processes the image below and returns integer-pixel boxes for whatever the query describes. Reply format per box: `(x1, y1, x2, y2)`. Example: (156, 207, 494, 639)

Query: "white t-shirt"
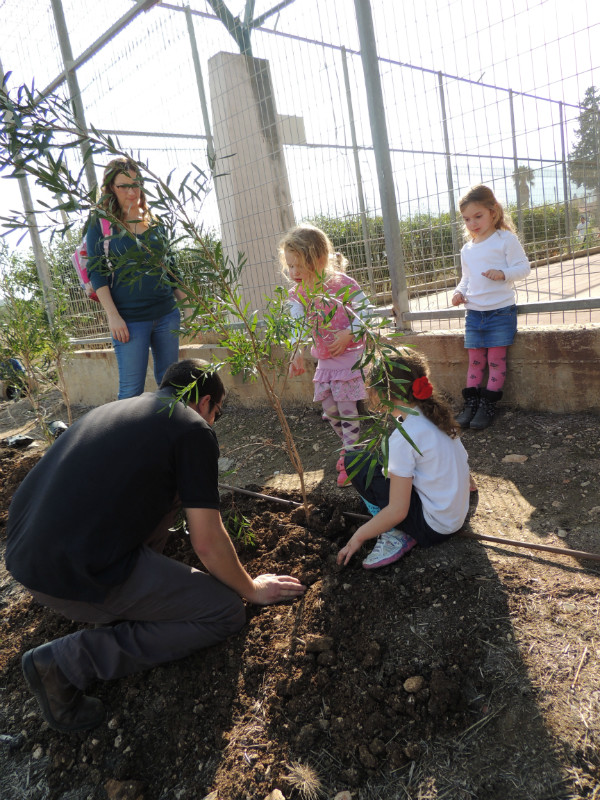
(455, 230, 530, 311)
(387, 410, 470, 535)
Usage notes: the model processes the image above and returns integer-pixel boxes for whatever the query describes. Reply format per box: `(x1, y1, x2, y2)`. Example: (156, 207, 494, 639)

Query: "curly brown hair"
(98, 157, 151, 225)
(368, 347, 459, 438)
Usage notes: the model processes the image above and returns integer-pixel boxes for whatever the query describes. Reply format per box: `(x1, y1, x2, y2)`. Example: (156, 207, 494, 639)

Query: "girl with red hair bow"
(338, 348, 475, 570)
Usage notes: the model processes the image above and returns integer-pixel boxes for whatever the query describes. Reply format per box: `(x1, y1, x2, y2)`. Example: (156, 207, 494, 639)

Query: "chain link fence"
(1, 0, 599, 343)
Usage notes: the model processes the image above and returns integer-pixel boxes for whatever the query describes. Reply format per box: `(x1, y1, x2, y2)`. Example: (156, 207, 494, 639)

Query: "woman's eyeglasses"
(114, 182, 143, 191)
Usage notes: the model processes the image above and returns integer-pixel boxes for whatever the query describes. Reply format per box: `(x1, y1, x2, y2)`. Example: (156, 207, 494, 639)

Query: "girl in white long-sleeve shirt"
(452, 185, 530, 430)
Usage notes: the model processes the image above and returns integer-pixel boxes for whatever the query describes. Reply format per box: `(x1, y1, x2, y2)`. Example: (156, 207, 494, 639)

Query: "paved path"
(408, 250, 600, 330)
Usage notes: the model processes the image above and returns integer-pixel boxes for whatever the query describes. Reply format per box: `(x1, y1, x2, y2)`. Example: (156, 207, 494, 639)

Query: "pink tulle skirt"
(313, 348, 367, 403)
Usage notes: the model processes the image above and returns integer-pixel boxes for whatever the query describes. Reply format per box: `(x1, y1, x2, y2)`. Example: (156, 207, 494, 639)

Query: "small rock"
(32, 745, 44, 759)
(403, 676, 425, 693)
(502, 454, 528, 463)
(556, 528, 568, 538)
(333, 793, 353, 800)
(264, 791, 285, 800)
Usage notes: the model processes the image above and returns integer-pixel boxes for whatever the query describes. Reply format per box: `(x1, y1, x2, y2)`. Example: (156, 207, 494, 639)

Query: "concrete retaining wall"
(63, 325, 600, 414)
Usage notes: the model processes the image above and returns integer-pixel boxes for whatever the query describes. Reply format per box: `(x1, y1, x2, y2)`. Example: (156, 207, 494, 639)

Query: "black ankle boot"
(470, 389, 503, 430)
(22, 644, 105, 733)
(455, 387, 479, 429)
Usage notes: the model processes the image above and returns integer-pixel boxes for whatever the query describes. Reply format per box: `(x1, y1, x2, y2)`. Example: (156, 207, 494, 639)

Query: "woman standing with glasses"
(86, 157, 186, 399)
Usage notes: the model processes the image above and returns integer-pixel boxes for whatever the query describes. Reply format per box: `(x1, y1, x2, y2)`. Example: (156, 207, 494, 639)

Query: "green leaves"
(569, 85, 600, 196)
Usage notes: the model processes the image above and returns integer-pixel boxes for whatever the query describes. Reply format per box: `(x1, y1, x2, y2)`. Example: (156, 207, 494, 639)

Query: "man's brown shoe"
(22, 644, 104, 733)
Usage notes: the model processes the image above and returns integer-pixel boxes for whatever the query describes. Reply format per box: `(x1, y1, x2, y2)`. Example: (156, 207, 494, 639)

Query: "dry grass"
(283, 761, 324, 800)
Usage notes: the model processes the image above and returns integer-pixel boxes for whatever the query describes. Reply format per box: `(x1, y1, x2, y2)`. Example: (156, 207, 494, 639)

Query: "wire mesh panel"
(0, 0, 598, 340)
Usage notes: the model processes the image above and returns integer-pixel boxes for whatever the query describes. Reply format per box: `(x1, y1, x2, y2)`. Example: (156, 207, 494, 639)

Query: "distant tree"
(511, 164, 535, 209)
(569, 86, 600, 207)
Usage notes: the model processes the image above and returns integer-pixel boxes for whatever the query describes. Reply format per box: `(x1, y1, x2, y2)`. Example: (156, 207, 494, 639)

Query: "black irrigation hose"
(219, 482, 600, 563)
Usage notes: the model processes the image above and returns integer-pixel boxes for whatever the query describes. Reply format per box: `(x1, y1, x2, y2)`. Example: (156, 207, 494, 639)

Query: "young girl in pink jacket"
(280, 224, 372, 487)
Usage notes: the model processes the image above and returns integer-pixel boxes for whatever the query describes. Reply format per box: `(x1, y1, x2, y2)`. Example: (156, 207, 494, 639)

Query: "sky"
(0, 0, 598, 253)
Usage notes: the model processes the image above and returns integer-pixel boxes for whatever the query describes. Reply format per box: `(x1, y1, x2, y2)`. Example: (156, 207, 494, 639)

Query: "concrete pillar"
(208, 51, 295, 314)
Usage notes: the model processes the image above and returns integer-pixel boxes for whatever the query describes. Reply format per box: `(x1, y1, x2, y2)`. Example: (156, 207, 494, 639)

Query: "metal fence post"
(438, 72, 459, 263)
(50, 0, 97, 195)
(559, 102, 572, 250)
(185, 5, 216, 170)
(509, 89, 524, 236)
(353, 0, 410, 328)
(341, 46, 376, 297)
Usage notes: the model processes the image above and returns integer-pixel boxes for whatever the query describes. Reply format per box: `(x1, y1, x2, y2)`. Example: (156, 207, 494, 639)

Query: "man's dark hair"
(160, 359, 225, 406)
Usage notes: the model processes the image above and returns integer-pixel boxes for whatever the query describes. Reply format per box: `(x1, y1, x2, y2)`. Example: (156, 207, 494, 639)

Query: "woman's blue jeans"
(112, 308, 180, 400)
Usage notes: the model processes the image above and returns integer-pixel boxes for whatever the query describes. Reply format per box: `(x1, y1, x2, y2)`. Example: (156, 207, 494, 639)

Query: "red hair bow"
(412, 376, 433, 400)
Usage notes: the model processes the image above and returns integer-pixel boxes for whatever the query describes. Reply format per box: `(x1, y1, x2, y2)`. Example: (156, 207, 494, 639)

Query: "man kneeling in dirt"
(5, 358, 305, 734)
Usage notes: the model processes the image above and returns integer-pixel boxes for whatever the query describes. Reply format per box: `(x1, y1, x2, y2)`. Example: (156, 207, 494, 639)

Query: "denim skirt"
(464, 305, 517, 348)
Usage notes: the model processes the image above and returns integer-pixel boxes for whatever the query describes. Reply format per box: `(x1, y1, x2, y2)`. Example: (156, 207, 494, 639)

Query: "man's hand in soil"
(189, 510, 305, 604)
(249, 574, 306, 605)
